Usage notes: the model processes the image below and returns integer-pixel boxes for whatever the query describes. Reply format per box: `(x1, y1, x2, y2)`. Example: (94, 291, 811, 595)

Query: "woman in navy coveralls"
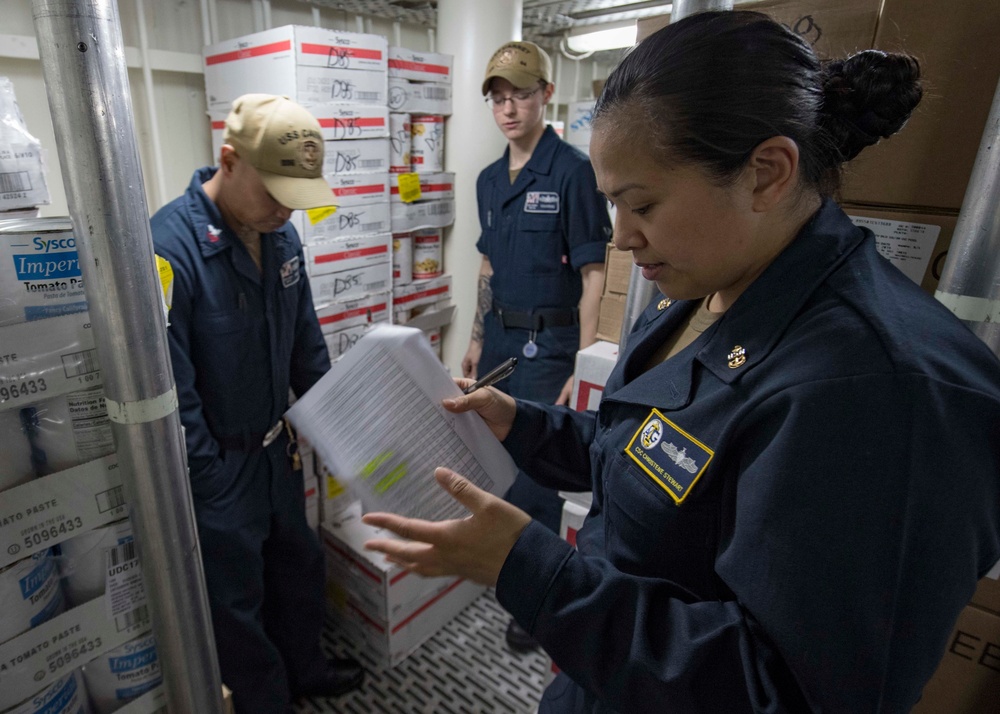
(364, 12, 1000, 713)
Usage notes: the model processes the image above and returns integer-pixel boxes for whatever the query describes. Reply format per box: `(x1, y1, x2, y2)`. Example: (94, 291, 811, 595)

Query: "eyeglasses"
(485, 87, 542, 108)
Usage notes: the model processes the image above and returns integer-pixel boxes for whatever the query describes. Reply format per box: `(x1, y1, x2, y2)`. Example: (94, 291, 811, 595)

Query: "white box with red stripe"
(392, 274, 451, 319)
(315, 291, 391, 335)
(388, 47, 453, 83)
(569, 340, 619, 412)
(324, 174, 390, 207)
(389, 172, 455, 203)
(203, 26, 387, 110)
(390, 198, 455, 233)
(321, 138, 391, 176)
(292, 202, 391, 243)
(321, 513, 484, 667)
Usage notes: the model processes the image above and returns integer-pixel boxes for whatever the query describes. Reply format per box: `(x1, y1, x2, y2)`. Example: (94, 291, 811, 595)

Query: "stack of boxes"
(387, 46, 456, 361)
(0, 214, 162, 709)
(203, 30, 466, 669)
(0, 78, 50, 219)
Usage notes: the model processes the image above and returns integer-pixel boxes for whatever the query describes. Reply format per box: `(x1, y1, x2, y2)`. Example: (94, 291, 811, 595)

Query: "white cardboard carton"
(321, 514, 484, 667)
(389, 199, 455, 233)
(570, 341, 619, 413)
(315, 291, 391, 334)
(203, 26, 387, 109)
(322, 138, 391, 176)
(392, 275, 451, 317)
(324, 173, 391, 207)
(0, 311, 102, 414)
(293, 202, 391, 243)
(387, 78, 452, 115)
(310, 261, 392, 308)
(303, 233, 391, 279)
(388, 47, 453, 83)
(389, 172, 455, 203)
(0, 78, 50, 212)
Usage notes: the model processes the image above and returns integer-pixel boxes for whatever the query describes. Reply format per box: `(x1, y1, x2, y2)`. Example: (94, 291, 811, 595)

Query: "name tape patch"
(625, 409, 713, 504)
(524, 191, 560, 214)
(280, 256, 301, 288)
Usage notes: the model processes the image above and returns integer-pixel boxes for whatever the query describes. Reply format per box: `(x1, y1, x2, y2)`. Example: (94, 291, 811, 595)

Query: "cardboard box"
(387, 78, 452, 115)
(603, 242, 632, 297)
(912, 605, 1000, 714)
(842, 204, 957, 294)
(636, 0, 881, 58)
(303, 232, 391, 278)
(0, 594, 152, 709)
(303, 473, 319, 531)
(392, 275, 452, 316)
(0, 311, 103, 414)
(203, 26, 387, 109)
(388, 47, 453, 84)
(322, 138, 391, 176)
(390, 199, 455, 232)
(324, 173, 391, 207)
(596, 293, 627, 345)
(321, 514, 484, 667)
(310, 262, 392, 307)
(209, 105, 389, 159)
(389, 172, 456, 203)
(566, 101, 596, 151)
(839, 0, 1000, 210)
(0, 78, 50, 212)
(315, 291, 391, 334)
(324, 320, 385, 361)
(0, 218, 87, 327)
(292, 202, 391, 243)
(570, 341, 619, 413)
(973, 561, 1000, 616)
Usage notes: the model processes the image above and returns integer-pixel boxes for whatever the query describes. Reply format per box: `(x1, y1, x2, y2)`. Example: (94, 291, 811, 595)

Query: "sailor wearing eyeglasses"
(463, 40, 612, 653)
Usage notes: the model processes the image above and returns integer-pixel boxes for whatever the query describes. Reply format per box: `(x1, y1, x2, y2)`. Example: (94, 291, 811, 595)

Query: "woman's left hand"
(363, 467, 532, 587)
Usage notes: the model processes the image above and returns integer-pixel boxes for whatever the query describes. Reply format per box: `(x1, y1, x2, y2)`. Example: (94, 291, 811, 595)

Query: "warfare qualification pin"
(658, 298, 672, 311)
(727, 345, 747, 369)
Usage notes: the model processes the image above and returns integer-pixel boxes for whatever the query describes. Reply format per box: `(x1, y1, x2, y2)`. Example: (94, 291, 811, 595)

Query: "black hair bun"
(820, 50, 923, 161)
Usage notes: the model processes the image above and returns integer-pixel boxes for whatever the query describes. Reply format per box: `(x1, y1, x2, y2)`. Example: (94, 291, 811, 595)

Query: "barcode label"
(115, 604, 149, 632)
(62, 348, 100, 377)
(96, 485, 126, 513)
(360, 159, 383, 168)
(428, 203, 451, 215)
(0, 171, 32, 193)
(108, 540, 136, 567)
(361, 221, 385, 233)
(424, 88, 449, 100)
(355, 91, 380, 101)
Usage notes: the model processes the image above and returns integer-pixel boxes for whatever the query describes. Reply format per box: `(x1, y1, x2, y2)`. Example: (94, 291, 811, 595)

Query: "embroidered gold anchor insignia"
(727, 345, 747, 369)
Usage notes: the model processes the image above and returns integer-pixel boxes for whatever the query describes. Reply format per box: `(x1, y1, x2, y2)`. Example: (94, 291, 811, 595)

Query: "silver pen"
(463, 357, 518, 394)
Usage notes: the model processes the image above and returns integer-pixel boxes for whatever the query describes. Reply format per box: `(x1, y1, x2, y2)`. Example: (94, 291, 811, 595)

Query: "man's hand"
(555, 375, 574, 406)
(363, 467, 532, 587)
(462, 340, 482, 379)
(444, 378, 517, 442)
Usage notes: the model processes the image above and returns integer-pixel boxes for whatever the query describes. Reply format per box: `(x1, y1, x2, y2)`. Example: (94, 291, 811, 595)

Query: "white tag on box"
(847, 215, 940, 285)
(0, 596, 152, 709)
(0, 454, 125, 569)
(0, 311, 102, 413)
(105, 540, 148, 621)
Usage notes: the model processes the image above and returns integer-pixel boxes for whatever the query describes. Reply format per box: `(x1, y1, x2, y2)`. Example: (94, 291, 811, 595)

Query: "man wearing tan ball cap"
(151, 94, 363, 713)
(465, 41, 610, 654)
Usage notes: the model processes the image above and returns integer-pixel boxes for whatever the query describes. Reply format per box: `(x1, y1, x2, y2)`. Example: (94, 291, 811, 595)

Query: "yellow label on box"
(397, 173, 422, 204)
(308, 206, 337, 225)
(326, 474, 346, 499)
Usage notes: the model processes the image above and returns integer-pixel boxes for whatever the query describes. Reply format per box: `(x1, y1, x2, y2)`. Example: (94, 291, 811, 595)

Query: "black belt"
(216, 420, 285, 452)
(492, 302, 578, 331)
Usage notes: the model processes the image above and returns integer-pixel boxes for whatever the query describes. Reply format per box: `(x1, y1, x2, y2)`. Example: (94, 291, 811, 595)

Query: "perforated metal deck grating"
(295, 589, 547, 713)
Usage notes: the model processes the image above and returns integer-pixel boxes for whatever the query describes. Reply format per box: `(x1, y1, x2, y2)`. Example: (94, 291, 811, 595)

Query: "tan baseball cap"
(223, 94, 333, 210)
(482, 41, 552, 95)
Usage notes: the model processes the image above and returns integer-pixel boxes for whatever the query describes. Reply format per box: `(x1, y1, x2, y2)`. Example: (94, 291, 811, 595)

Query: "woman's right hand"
(444, 379, 517, 442)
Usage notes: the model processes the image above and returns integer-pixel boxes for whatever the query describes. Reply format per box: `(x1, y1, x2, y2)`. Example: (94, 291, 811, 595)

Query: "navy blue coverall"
(495, 201, 1000, 712)
(151, 168, 331, 714)
(476, 125, 611, 531)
